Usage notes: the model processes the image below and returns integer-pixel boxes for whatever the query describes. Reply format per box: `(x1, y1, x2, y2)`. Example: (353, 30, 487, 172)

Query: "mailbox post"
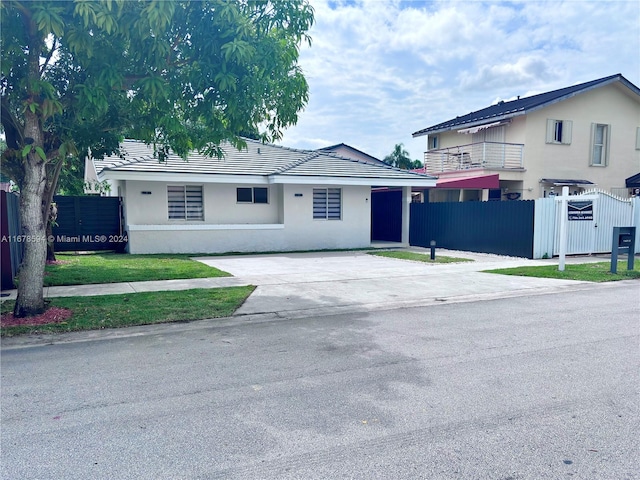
(611, 227, 636, 273)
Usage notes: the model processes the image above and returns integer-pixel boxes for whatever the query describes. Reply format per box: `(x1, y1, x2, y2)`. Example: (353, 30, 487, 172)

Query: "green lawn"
(45, 253, 230, 286)
(484, 259, 640, 282)
(0, 286, 255, 337)
(368, 250, 474, 264)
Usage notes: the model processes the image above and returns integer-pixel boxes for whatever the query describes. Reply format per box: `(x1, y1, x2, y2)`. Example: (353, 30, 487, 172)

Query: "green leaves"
(75, 0, 120, 33)
(34, 146, 47, 161)
(384, 144, 423, 170)
(3, 0, 315, 175)
(138, 75, 168, 100)
(221, 39, 255, 63)
(214, 71, 238, 92)
(19, 144, 46, 161)
(142, 0, 175, 31)
(32, 4, 65, 38)
(21, 145, 32, 158)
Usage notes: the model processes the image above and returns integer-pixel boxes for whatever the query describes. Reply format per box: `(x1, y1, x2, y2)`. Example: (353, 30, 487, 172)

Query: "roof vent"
(498, 100, 505, 105)
(257, 147, 261, 154)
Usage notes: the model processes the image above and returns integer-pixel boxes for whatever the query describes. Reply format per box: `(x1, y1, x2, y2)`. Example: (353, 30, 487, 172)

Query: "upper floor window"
(546, 119, 572, 145)
(313, 188, 341, 220)
(237, 187, 268, 204)
(168, 185, 204, 220)
(590, 123, 610, 166)
(429, 135, 439, 150)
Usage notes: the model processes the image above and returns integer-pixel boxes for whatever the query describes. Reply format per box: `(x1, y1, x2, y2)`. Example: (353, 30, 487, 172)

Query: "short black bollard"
(430, 240, 436, 260)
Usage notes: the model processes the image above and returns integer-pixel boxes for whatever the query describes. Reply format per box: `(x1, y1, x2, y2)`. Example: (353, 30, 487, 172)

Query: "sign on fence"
(567, 201, 593, 221)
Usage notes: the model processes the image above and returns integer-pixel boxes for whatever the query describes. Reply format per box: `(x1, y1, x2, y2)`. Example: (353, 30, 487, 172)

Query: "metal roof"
(413, 74, 640, 137)
(540, 179, 595, 186)
(93, 138, 436, 186)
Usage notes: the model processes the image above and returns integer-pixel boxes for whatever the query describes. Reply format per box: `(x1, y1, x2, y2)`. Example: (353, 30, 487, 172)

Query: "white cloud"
(279, 0, 640, 161)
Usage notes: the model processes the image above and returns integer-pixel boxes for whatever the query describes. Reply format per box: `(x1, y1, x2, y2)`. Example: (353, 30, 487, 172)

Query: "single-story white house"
(85, 139, 436, 254)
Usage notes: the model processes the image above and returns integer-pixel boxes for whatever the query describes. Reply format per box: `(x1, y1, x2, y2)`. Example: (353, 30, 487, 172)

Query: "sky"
(277, 0, 640, 163)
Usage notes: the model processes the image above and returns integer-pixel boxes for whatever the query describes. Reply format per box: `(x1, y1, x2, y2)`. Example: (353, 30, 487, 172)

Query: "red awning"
(435, 174, 499, 189)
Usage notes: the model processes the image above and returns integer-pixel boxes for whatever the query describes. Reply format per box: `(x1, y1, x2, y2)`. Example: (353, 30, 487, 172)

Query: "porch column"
(401, 186, 411, 245)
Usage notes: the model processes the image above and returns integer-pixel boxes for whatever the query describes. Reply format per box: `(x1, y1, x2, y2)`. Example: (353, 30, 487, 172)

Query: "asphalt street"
(1, 282, 639, 479)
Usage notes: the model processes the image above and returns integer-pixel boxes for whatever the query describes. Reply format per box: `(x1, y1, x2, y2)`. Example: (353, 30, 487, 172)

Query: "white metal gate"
(533, 191, 638, 258)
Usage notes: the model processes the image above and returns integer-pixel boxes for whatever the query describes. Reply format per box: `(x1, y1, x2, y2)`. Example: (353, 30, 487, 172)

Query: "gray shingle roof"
(93, 138, 436, 185)
(413, 73, 640, 137)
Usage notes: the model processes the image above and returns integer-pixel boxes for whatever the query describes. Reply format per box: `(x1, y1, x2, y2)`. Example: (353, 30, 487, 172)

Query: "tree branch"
(40, 38, 58, 76)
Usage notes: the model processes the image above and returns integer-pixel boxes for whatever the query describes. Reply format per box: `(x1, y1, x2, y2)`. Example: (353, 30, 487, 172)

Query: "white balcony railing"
(424, 142, 524, 175)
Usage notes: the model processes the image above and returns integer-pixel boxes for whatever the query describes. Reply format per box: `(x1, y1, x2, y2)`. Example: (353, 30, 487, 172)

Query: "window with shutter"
(168, 185, 203, 220)
(546, 119, 572, 144)
(590, 123, 610, 166)
(313, 188, 341, 220)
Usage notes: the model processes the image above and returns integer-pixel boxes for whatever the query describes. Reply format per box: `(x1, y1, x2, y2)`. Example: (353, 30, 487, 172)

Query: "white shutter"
(185, 185, 203, 220)
(168, 185, 186, 219)
(168, 185, 203, 220)
(561, 120, 572, 145)
(546, 119, 555, 143)
(636, 127, 640, 150)
(327, 188, 341, 220)
(313, 189, 327, 219)
(313, 188, 341, 219)
(484, 125, 505, 143)
(604, 124, 611, 166)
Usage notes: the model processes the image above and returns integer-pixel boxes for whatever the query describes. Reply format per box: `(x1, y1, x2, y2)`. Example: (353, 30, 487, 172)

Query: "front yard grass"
(369, 250, 474, 264)
(45, 253, 230, 286)
(0, 286, 255, 337)
(484, 259, 640, 282)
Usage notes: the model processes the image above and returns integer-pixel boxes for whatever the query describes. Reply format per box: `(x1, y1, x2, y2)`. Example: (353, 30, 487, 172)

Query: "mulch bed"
(1, 307, 73, 327)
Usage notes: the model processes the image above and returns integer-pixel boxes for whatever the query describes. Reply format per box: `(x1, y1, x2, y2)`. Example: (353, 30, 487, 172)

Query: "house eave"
(269, 175, 437, 187)
(97, 170, 437, 187)
(413, 112, 526, 137)
(98, 170, 268, 184)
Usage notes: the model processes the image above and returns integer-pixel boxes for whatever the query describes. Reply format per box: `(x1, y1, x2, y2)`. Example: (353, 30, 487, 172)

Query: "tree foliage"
(0, 0, 314, 316)
(383, 143, 422, 170)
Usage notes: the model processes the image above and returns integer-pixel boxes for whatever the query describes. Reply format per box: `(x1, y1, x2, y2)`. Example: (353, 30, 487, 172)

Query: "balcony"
(424, 142, 524, 175)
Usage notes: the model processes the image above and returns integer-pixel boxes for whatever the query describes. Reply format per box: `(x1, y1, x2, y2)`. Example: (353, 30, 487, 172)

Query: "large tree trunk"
(13, 13, 49, 317)
(13, 149, 48, 317)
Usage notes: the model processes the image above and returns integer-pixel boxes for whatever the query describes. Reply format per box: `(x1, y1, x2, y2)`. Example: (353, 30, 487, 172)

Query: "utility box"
(611, 226, 636, 273)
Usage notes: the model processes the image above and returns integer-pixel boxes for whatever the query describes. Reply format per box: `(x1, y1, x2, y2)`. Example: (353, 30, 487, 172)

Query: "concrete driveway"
(193, 249, 596, 318)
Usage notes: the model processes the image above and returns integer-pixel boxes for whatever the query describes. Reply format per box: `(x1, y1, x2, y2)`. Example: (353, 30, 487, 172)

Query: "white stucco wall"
(523, 83, 640, 197)
(124, 182, 372, 254)
(123, 180, 282, 225)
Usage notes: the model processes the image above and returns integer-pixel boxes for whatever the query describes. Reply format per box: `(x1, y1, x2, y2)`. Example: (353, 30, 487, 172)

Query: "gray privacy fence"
(52, 195, 124, 252)
(410, 191, 639, 259)
(410, 200, 535, 258)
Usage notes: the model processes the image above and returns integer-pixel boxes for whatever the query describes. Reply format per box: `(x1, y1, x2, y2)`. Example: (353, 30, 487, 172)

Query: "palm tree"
(384, 143, 422, 170)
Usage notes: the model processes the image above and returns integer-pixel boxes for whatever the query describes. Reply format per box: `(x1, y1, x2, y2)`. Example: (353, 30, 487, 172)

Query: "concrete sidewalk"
(1, 249, 617, 320)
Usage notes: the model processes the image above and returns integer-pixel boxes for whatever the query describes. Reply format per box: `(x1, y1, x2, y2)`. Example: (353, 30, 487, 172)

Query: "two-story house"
(412, 73, 640, 201)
